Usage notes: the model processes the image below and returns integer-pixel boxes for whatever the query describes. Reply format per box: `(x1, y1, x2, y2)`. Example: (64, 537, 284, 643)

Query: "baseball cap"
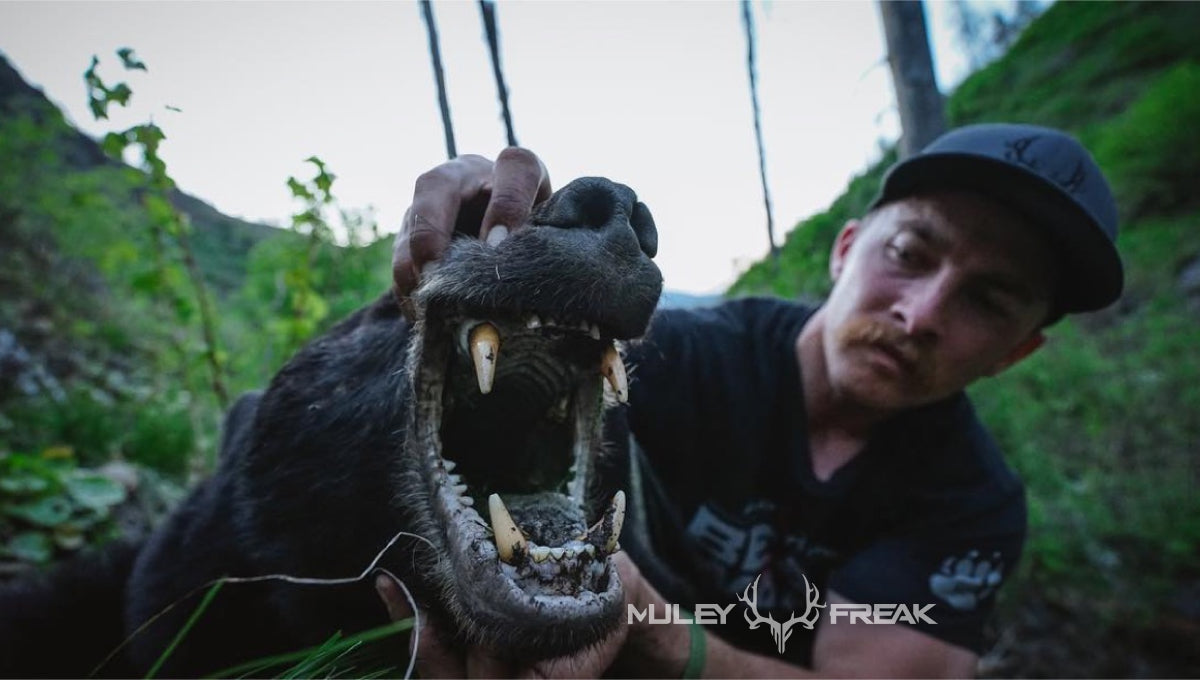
(871, 123, 1123, 314)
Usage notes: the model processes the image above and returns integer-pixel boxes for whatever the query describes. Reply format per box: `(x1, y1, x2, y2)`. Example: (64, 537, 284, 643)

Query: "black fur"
(0, 177, 663, 677)
(0, 541, 139, 677)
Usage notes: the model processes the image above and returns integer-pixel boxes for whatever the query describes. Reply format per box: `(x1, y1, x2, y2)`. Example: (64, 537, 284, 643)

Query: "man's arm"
(809, 590, 978, 678)
(613, 566, 977, 679)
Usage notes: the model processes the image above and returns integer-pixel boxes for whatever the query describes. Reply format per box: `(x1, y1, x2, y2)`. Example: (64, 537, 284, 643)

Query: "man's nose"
(890, 275, 951, 341)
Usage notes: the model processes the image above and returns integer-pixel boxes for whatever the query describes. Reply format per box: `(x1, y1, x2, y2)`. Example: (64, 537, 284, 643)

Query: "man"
(376, 123, 1123, 677)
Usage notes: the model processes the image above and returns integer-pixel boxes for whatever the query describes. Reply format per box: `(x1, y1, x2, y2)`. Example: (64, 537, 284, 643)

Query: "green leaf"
(108, 82, 132, 107)
(84, 55, 100, 83)
(314, 171, 335, 199)
(134, 122, 166, 147)
(287, 177, 314, 200)
(89, 97, 109, 121)
(83, 55, 108, 120)
(102, 131, 129, 158)
(6, 497, 72, 527)
(0, 474, 50, 495)
(8, 532, 53, 563)
(65, 472, 126, 510)
(117, 47, 147, 71)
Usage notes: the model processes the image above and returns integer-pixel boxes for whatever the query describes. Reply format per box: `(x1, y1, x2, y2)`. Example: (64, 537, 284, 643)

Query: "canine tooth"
(550, 547, 565, 560)
(526, 314, 541, 329)
(601, 344, 628, 403)
(606, 490, 626, 553)
(530, 546, 551, 563)
(469, 323, 500, 395)
(589, 324, 601, 340)
(488, 493, 526, 563)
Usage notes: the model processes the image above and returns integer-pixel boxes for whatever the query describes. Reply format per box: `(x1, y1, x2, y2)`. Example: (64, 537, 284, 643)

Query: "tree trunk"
(741, 0, 777, 260)
(420, 0, 456, 160)
(878, 0, 946, 158)
(478, 0, 518, 148)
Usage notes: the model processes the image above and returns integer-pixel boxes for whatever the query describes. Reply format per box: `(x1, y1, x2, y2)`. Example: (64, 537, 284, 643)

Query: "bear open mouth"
(399, 177, 662, 656)
(406, 300, 628, 651)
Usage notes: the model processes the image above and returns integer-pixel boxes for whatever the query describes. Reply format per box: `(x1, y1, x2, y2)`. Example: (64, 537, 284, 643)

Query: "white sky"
(0, 0, 984, 294)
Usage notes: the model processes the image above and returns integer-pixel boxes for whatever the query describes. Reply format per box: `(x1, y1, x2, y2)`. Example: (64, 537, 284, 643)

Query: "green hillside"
(0, 52, 392, 481)
(732, 3, 1200, 675)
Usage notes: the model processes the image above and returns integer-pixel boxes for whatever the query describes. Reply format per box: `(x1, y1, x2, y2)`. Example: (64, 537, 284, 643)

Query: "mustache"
(836, 317, 934, 388)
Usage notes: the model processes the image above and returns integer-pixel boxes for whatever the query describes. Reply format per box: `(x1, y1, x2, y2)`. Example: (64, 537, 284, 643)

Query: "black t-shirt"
(619, 297, 1026, 666)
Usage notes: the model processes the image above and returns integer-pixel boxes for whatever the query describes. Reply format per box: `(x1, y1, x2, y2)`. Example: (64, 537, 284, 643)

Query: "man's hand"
(392, 148, 552, 318)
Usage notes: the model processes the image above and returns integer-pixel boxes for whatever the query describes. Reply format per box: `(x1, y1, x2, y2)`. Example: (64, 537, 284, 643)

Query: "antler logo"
(736, 573, 825, 655)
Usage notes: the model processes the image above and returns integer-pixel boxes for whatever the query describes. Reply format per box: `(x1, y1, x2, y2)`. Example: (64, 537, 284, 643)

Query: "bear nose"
(531, 177, 658, 259)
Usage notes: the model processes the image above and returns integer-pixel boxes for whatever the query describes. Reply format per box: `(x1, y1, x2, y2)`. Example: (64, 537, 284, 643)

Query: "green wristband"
(680, 610, 706, 679)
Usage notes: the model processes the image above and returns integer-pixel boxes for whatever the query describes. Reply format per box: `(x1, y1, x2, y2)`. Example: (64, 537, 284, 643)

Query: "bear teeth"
(469, 322, 500, 395)
(488, 493, 527, 564)
(601, 345, 628, 403)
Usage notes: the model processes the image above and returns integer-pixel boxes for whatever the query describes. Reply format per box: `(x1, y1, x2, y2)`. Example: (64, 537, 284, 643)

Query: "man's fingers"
(377, 582, 470, 680)
(393, 209, 450, 312)
(521, 626, 629, 679)
(376, 575, 462, 676)
(413, 616, 470, 679)
(480, 147, 552, 242)
(374, 573, 411, 622)
(467, 647, 518, 678)
(393, 155, 495, 304)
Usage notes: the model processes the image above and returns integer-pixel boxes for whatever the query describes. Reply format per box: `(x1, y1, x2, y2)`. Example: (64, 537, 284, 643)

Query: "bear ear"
(631, 201, 657, 259)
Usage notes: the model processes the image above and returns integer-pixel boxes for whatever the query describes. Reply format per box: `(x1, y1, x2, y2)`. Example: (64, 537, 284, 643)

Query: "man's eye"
(971, 291, 1014, 319)
(885, 238, 926, 268)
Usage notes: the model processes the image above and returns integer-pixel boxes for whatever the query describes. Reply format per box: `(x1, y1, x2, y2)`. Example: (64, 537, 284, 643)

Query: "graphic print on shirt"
(686, 500, 839, 611)
(928, 550, 1004, 610)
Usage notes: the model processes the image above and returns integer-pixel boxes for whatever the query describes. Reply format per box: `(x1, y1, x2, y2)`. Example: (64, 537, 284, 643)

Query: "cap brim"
(874, 153, 1124, 314)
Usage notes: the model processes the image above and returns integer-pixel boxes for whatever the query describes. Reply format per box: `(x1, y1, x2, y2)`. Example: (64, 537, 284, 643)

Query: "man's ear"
(830, 219, 861, 281)
(987, 331, 1046, 376)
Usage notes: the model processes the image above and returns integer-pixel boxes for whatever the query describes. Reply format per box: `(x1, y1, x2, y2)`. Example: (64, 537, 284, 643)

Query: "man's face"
(820, 191, 1055, 411)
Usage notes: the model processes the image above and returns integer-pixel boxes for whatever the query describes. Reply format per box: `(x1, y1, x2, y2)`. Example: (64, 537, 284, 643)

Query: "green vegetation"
(0, 448, 126, 565)
(0, 49, 390, 570)
(731, 2, 1200, 670)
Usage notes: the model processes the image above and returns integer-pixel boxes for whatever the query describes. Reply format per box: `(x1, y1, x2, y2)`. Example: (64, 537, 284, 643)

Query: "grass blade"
(145, 579, 225, 679)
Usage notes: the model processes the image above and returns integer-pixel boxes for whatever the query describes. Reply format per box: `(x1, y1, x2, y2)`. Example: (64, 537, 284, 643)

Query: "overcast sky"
(0, 1, 992, 294)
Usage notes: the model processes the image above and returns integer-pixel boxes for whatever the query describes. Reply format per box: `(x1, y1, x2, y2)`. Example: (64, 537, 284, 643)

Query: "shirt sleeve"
(826, 483, 1026, 654)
